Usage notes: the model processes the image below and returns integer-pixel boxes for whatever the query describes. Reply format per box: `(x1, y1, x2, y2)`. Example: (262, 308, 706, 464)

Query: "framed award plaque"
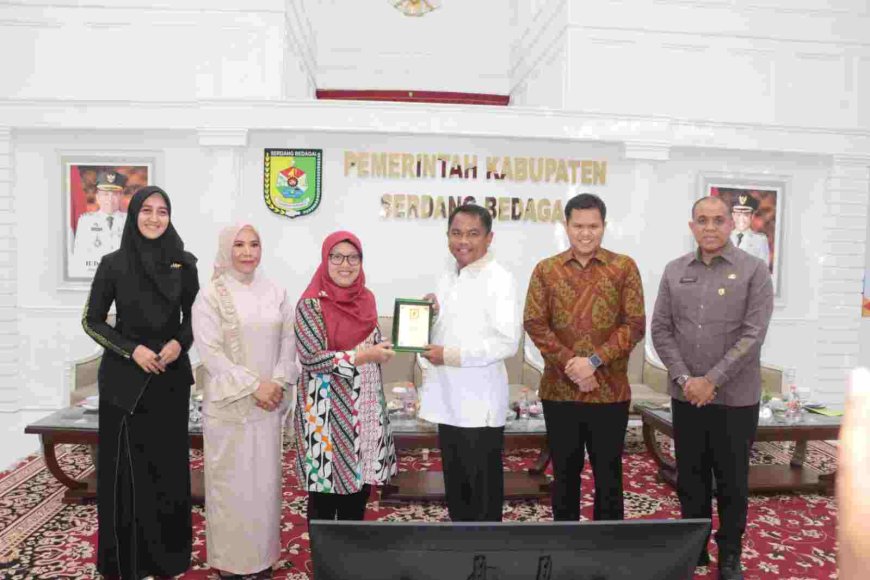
(392, 298, 434, 353)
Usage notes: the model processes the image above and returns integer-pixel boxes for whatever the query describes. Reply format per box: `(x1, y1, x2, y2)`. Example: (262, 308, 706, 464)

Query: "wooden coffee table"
(640, 406, 841, 494)
(24, 406, 205, 504)
(381, 416, 551, 504)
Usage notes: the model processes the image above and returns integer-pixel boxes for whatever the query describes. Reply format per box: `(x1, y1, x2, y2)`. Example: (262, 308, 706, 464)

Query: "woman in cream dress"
(192, 224, 297, 578)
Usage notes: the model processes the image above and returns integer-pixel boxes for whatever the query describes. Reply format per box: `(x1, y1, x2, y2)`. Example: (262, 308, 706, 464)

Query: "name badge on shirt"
(679, 276, 698, 284)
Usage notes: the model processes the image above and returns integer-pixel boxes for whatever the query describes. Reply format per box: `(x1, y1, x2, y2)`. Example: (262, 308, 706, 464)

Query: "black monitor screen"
(310, 519, 711, 580)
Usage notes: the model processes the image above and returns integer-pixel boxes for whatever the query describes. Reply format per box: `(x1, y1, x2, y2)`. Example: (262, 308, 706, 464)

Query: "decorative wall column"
(510, 0, 570, 107)
(622, 142, 672, 238)
(284, 0, 316, 99)
(0, 128, 17, 412)
(198, 129, 248, 224)
(814, 154, 870, 405)
(623, 140, 671, 359)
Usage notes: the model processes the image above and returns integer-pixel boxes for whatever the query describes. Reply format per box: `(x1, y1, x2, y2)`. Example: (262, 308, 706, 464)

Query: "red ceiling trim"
(315, 89, 510, 106)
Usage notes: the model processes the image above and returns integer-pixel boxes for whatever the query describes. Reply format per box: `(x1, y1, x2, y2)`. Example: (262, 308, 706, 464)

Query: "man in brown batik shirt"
(524, 193, 645, 522)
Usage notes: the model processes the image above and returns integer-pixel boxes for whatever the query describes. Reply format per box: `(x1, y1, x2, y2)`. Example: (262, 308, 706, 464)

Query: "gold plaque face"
(392, 299, 434, 353)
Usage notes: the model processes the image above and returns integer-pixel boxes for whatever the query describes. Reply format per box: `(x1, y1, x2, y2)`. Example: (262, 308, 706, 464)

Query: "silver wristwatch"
(588, 353, 603, 370)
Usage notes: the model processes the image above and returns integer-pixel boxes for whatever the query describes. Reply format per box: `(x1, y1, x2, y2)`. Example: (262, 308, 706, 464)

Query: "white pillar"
(197, 128, 249, 224)
(510, 0, 570, 108)
(814, 154, 870, 405)
(622, 141, 671, 242)
(623, 141, 671, 354)
(0, 127, 17, 412)
(284, 0, 317, 99)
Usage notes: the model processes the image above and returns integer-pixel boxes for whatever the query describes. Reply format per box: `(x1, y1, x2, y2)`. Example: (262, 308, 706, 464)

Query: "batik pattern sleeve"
(595, 256, 646, 365)
(524, 261, 576, 370)
(293, 298, 364, 495)
(294, 299, 357, 378)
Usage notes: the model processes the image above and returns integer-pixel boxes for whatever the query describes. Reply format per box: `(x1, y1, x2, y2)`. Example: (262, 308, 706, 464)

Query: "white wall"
(0, 0, 315, 101)
(513, 0, 870, 130)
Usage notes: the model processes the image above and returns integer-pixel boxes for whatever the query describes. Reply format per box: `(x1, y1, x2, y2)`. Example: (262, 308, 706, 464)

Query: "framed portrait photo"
(701, 176, 784, 294)
(62, 157, 154, 283)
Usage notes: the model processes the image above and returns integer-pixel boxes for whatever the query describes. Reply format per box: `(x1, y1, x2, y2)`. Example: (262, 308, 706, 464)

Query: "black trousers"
(307, 485, 371, 521)
(437, 424, 505, 522)
(542, 400, 629, 521)
(671, 399, 759, 558)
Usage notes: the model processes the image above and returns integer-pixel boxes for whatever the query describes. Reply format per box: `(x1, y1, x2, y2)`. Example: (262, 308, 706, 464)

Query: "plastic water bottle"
(518, 389, 530, 420)
(402, 383, 418, 418)
(529, 390, 543, 417)
(784, 369, 802, 424)
(782, 367, 794, 391)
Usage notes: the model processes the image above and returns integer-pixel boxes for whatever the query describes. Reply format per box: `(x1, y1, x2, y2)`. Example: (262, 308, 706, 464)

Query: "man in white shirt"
(418, 204, 521, 522)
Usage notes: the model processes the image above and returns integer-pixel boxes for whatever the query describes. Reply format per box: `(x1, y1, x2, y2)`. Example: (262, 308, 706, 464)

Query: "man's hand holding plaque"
(392, 298, 434, 353)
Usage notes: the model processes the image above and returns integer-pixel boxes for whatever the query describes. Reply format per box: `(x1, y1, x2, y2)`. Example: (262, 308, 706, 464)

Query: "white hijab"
(212, 223, 260, 284)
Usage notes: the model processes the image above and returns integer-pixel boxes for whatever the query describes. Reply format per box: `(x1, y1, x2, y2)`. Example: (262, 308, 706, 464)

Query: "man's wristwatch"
(675, 375, 690, 388)
(588, 353, 603, 370)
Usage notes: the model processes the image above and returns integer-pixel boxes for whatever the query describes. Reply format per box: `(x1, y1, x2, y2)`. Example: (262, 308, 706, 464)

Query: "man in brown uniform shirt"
(524, 193, 645, 522)
(651, 196, 773, 580)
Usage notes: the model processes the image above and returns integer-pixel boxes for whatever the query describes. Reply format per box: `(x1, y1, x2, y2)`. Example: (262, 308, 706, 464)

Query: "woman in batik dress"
(294, 230, 397, 520)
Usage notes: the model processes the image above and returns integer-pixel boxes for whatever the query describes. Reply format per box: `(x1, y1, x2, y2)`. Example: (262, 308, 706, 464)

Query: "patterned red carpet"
(0, 430, 838, 579)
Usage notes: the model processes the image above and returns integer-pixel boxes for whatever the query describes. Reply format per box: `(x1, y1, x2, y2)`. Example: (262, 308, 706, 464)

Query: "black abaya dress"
(83, 246, 199, 579)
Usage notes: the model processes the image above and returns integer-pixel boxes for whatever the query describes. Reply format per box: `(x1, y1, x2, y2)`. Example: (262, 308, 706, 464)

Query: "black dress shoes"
(718, 553, 744, 580)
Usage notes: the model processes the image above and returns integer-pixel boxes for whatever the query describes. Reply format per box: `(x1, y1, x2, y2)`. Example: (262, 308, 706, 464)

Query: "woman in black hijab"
(82, 186, 199, 579)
